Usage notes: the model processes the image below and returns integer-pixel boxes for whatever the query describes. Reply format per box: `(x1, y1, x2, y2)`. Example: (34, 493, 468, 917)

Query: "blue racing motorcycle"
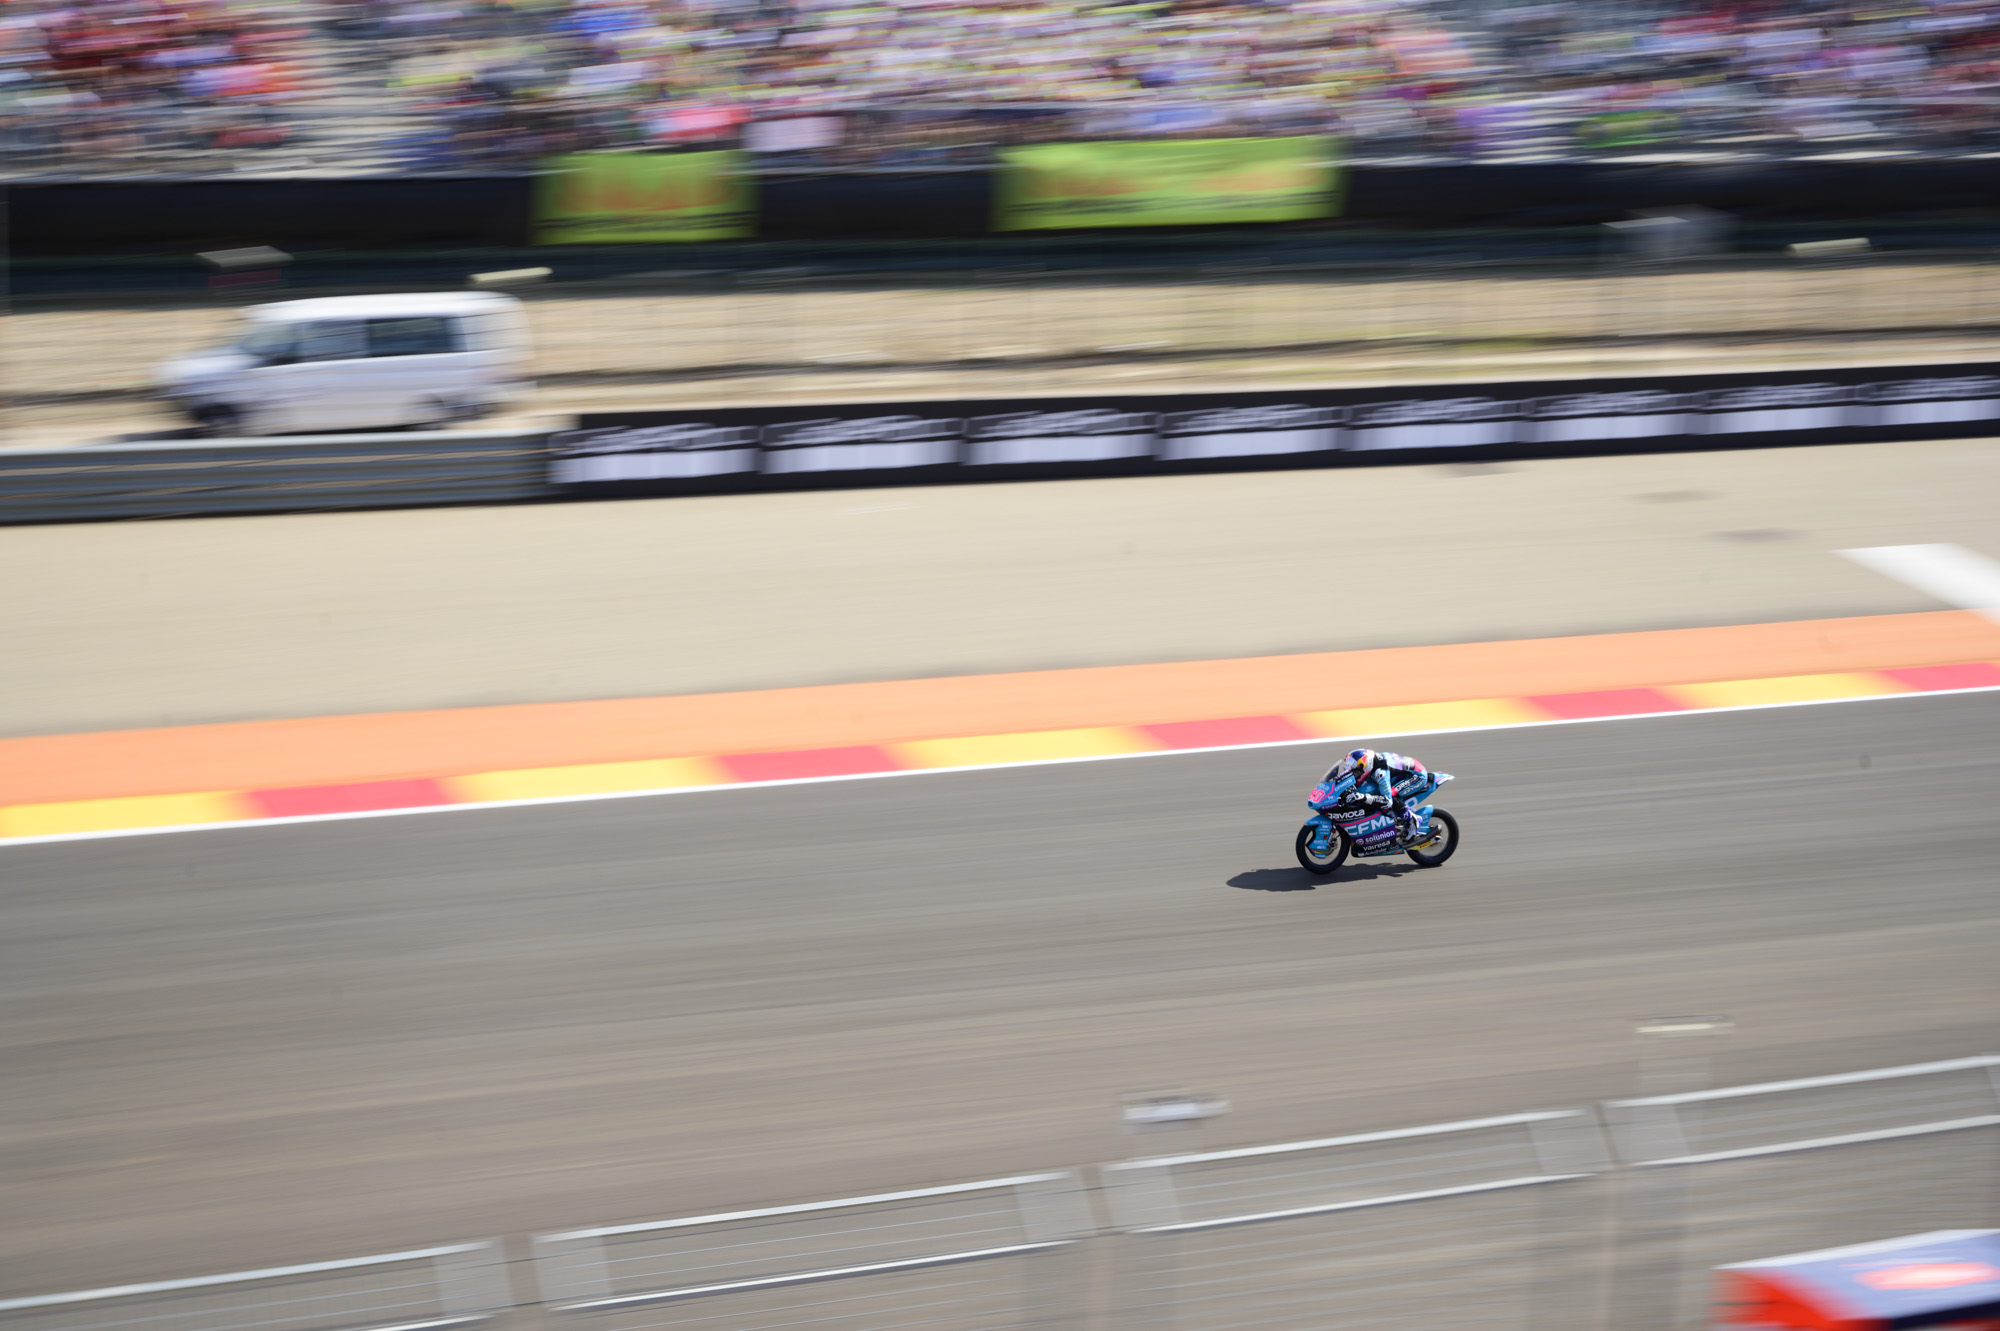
(1294, 772, 1459, 875)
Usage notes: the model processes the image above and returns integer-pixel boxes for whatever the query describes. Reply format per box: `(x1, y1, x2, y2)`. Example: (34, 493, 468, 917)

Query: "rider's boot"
(1402, 804, 1434, 843)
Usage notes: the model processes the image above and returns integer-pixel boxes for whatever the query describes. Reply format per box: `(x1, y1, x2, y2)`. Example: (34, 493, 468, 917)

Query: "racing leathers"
(1322, 751, 1439, 842)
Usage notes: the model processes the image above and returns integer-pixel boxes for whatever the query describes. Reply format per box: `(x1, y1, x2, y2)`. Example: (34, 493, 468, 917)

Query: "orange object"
(1715, 1232, 2000, 1331)
(2, 609, 1998, 810)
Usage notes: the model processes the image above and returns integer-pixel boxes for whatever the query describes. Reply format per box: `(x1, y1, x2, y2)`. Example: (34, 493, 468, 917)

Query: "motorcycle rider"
(1318, 748, 1440, 843)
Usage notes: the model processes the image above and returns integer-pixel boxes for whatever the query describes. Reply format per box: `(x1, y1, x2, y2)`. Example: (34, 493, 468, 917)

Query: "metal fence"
(5, 1057, 1997, 1331)
(1101, 1110, 1610, 1331)
(531, 1174, 1095, 1331)
(1603, 1054, 2000, 1331)
(0, 431, 545, 525)
(0, 1242, 511, 1331)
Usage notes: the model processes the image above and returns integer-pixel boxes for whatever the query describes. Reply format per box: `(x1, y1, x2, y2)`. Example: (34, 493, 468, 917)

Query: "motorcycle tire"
(1405, 809, 1460, 868)
(1295, 821, 1349, 875)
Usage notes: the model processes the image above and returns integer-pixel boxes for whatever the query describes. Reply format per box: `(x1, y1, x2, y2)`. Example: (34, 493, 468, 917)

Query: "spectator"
(10, 0, 2000, 174)
(1, 0, 324, 173)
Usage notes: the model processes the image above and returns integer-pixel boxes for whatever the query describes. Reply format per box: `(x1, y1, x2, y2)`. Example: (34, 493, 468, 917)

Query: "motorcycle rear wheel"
(1405, 809, 1460, 868)
(1295, 821, 1349, 875)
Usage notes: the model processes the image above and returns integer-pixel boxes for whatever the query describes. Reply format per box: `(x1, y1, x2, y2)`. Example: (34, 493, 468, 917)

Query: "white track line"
(2, 683, 1996, 851)
(1840, 544, 2000, 623)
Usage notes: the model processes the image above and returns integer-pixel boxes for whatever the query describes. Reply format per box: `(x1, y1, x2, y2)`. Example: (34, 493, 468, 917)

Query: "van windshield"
(365, 317, 459, 356)
(234, 322, 298, 361)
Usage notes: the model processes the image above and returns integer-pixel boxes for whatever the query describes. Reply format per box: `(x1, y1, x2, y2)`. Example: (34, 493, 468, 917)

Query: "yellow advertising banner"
(534, 151, 755, 244)
(995, 137, 1340, 231)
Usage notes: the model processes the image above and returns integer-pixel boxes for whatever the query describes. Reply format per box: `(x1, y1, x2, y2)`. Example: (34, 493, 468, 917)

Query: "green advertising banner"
(534, 152, 754, 244)
(995, 137, 1340, 232)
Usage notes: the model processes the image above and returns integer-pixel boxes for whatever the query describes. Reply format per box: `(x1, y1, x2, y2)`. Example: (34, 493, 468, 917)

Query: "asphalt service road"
(6, 437, 1997, 735)
(5, 689, 1996, 1295)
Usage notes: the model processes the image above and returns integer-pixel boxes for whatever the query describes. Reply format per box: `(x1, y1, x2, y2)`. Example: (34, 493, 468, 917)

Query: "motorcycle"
(1294, 773, 1459, 875)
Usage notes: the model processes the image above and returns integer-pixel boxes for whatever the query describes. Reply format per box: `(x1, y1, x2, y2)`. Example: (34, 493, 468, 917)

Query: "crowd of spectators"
(379, 0, 1485, 166)
(5, 0, 2000, 174)
(1466, 0, 2000, 154)
(0, 0, 329, 171)
(371, 0, 2000, 167)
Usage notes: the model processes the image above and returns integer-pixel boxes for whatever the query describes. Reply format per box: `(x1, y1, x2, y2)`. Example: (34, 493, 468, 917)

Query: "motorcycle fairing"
(1302, 812, 1339, 853)
(1326, 802, 1401, 853)
(1308, 778, 1350, 806)
(1345, 818, 1402, 854)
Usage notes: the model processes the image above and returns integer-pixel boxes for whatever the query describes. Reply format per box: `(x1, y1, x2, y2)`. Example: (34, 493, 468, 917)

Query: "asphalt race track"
(6, 690, 1997, 1294)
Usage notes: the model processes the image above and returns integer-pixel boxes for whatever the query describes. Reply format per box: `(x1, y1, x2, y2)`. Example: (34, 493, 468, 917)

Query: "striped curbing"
(4, 662, 1997, 844)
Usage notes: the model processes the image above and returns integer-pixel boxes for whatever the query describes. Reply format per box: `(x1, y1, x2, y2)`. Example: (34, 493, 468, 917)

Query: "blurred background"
(3, 5, 1999, 1331)
(10, 0, 2000, 446)
(8, 0, 2000, 442)
(8, 0, 2000, 174)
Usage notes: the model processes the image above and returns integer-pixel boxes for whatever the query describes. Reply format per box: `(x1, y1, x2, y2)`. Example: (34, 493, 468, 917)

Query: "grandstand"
(3, 0, 1999, 176)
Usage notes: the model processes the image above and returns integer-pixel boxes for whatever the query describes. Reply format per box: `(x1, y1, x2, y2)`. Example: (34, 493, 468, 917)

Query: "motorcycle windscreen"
(1310, 776, 1358, 805)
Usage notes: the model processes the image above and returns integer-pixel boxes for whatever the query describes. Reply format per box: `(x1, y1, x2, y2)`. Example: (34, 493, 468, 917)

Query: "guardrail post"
(1015, 1173, 1098, 1331)
(530, 1230, 610, 1306)
(1526, 1112, 1617, 1331)
(434, 1240, 514, 1319)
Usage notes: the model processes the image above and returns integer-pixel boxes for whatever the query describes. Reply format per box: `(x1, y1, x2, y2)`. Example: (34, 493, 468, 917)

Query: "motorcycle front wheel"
(1295, 821, 1349, 875)
(1405, 809, 1460, 868)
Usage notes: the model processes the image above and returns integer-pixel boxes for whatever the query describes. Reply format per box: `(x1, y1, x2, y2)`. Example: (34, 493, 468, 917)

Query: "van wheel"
(193, 404, 245, 437)
(416, 397, 481, 430)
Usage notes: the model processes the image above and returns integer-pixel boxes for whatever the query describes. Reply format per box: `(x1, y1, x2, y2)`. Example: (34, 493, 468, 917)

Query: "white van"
(157, 292, 533, 436)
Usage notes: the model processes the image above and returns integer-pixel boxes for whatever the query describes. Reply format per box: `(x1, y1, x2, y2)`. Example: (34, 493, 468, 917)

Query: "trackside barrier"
(0, 431, 546, 525)
(548, 361, 2000, 504)
(6, 1059, 1996, 1331)
(1603, 1055, 2000, 1331)
(1099, 1110, 1612, 1331)
(531, 1173, 1095, 1331)
(0, 1242, 511, 1331)
(6, 361, 2000, 525)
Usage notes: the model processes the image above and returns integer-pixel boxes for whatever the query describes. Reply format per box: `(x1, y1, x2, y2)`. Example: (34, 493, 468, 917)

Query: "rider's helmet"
(1344, 748, 1378, 778)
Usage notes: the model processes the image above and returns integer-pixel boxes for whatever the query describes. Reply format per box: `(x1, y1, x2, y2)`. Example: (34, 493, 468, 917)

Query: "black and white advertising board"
(548, 363, 1998, 497)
